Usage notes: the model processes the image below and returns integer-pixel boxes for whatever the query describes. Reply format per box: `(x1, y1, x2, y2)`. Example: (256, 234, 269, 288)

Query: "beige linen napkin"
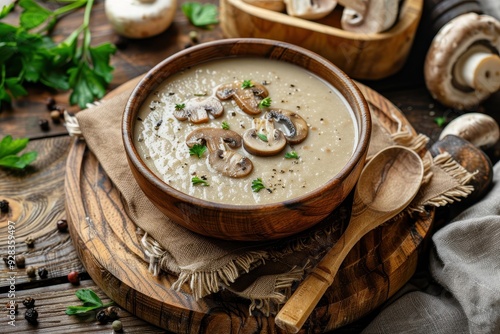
(72, 88, 475, 315)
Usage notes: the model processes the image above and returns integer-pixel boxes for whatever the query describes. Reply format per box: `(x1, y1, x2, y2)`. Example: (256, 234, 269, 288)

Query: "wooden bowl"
(122, 38, 371, 241)
(220, 0, 423, 80)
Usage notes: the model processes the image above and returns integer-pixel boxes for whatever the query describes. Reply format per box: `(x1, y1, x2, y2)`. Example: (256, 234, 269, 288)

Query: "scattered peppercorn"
(26, 266, 36, 278)
(105, 306, 119, 320)
(67, 271, 80, 285)
(22, 297, 35, 308)
(50, 110, 62, 123)
(25, 236, 35, 248)
(2, 256, 8, 265)
(56, 219, 68, 232)
(37, 267, 48, 279)
(38, 118, 50, 131)
(96, 309, 109, 324)
(112, 319, 123, 332)
(15, 255, 25, 268)
(46, 97, 56, 110)
(24, 308, 38, 324)
(0, 199, 9, 213)
(188, 30, 198, 43)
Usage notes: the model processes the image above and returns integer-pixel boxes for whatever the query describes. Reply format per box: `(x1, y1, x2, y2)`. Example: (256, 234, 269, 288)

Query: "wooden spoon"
(275, 145, 424, 333)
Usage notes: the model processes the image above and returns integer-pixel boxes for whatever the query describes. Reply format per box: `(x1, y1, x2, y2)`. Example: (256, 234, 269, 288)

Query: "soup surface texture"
(134, 58, 356, 205)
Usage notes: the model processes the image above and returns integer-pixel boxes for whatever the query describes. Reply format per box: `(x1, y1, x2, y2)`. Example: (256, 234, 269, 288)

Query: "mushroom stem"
(337, 0, 366, 16)
(454, 46, 500, 94)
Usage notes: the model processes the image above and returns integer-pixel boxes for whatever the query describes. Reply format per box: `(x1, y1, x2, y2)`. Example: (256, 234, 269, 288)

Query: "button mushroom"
(425, 13, 500, 110)
(243, 118, 287, 156)
(439, 113, 499, 149)
(266, 108, 308, 145)
(186, 128, 253, 178)
(174, 96, 224, 124)
(284, 0, 337, 20)
(339, 0, 399, 34)
(215, 81, 269, 115)
(104, 0, 176, 39)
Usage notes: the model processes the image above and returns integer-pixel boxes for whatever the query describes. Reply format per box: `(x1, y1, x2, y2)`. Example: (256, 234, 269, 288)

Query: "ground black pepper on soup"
(134, 58, 356, 205)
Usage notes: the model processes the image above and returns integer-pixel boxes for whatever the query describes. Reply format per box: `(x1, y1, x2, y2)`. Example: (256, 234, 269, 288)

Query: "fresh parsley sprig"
(0, 135, 37, 169)
(258, 97, 272, 108)
(0, 0, 116, 109)
(285, 151, 299, 159)
(65, 288, 114, 315)
(189, 144, 207, 158)
(181, 2, 218, 29)
(192, 175, 209, 186)
(251, 178, 266, 192)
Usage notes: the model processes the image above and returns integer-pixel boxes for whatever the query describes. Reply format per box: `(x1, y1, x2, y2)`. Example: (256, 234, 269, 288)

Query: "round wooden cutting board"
(64, 78, 434, 333)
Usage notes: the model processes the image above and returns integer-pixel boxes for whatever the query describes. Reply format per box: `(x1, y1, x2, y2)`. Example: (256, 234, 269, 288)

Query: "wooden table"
(1, 1, 499, 333)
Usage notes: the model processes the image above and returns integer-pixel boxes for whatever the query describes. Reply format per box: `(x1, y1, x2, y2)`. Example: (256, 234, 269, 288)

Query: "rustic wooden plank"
(0, 137, 85, 288)
(3, 279, 166, 333)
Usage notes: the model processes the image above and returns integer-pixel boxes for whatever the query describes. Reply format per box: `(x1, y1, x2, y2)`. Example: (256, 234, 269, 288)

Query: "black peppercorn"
(56, 219, 68, 232)
(15, 255, 25, 268)
(23, 297, 35, 308)
(26, 266, 36, 278)
(46, 97, 56, 110)
(39, 118, 49, 131)
(24, 308, 38, 324)
(105, 306, 119, 320)
(96, 309, 109, 324)
(37, 267, 48, 278)
(50, 110, 62, 123)
(0, 199, 9, 213)
(25, 236, 35, 248)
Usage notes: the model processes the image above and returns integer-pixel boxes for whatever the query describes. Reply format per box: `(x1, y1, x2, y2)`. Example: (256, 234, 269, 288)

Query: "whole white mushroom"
(105, 0, 177, 39)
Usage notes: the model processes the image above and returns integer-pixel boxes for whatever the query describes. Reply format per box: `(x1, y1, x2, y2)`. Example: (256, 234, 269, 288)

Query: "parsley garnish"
(175, 103, 186, 110)
(251, 178, 266, 192)
(189, 144, 207, 158)
(0, 0, 116, 109)
(242, 80, 254, 89)
(258, 97, 272, 108)
(222, 121, 230, 130)
(0, 135, 37, 169)
(285, 151, 299, 159)
(434, 116, 447, 127)
(65, 288, 114, 315)
(192, 175, 209, 186)
(181, 2, 219, 29)
(257, 133, 268, 142)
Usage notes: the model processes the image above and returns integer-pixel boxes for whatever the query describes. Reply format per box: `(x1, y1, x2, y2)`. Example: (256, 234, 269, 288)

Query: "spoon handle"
(274, 210, 379, 333)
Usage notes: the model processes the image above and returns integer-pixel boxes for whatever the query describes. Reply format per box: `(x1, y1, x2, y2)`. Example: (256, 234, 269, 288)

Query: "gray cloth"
(479, 0, 500, 20)
(362, 160, 500, 334)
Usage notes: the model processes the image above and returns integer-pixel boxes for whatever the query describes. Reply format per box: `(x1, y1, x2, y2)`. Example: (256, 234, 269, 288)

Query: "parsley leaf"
(182, 2, 219, 29)
(257, 133, 268, 142)
(0, 3, 15, 19)
(189, 144, 207, 158)
(251, 178, 266, 192)
(258, 97, 272, 108)
(434, 116, 447, 127)
(221, 121, 230, 130)
(285, 151, 299, 159)
(192, 175, 209, 186)
(65, 288, 114, 315)
(0, 135, 38, 169)
(175, 103, 185, 110)
(242, 80, 254, 89)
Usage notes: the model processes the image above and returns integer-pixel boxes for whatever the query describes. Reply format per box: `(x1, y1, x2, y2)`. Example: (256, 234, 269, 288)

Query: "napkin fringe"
(64, 111, 83, 137)
(248, 266, 305, 316)
(171, 251, 269, 300)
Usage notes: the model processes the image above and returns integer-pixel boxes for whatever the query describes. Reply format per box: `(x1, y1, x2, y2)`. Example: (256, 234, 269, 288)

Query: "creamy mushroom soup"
(134, 58, 356, 205)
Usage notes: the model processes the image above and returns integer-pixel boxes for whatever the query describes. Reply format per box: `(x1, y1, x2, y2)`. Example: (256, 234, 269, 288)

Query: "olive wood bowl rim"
(122, 38, 371, 211)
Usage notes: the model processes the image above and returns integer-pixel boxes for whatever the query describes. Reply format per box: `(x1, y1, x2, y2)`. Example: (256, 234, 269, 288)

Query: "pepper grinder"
(423, 0, 500, 110)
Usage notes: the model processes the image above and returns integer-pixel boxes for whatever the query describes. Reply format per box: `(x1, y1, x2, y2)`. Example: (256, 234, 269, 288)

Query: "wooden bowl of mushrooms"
(219, 0, 423, 80)
(123, 38, 371, 241)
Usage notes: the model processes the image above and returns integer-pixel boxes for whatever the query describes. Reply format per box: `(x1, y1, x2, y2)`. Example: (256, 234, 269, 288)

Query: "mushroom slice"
(266, 108, 308, 145)
(243, 118, 287, 156)
(186, 127, 253, 178)
(209, 149, 253, 178)
(174, 96, 224, 124)
(215, 81, 269, 115)
(284, 0, 337, 20)
(340, 0, 399, 34)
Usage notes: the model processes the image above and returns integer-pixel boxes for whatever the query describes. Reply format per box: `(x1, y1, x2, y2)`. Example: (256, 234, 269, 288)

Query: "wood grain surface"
(64, 79, 434, 333)
(220, 0, 423, 80)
